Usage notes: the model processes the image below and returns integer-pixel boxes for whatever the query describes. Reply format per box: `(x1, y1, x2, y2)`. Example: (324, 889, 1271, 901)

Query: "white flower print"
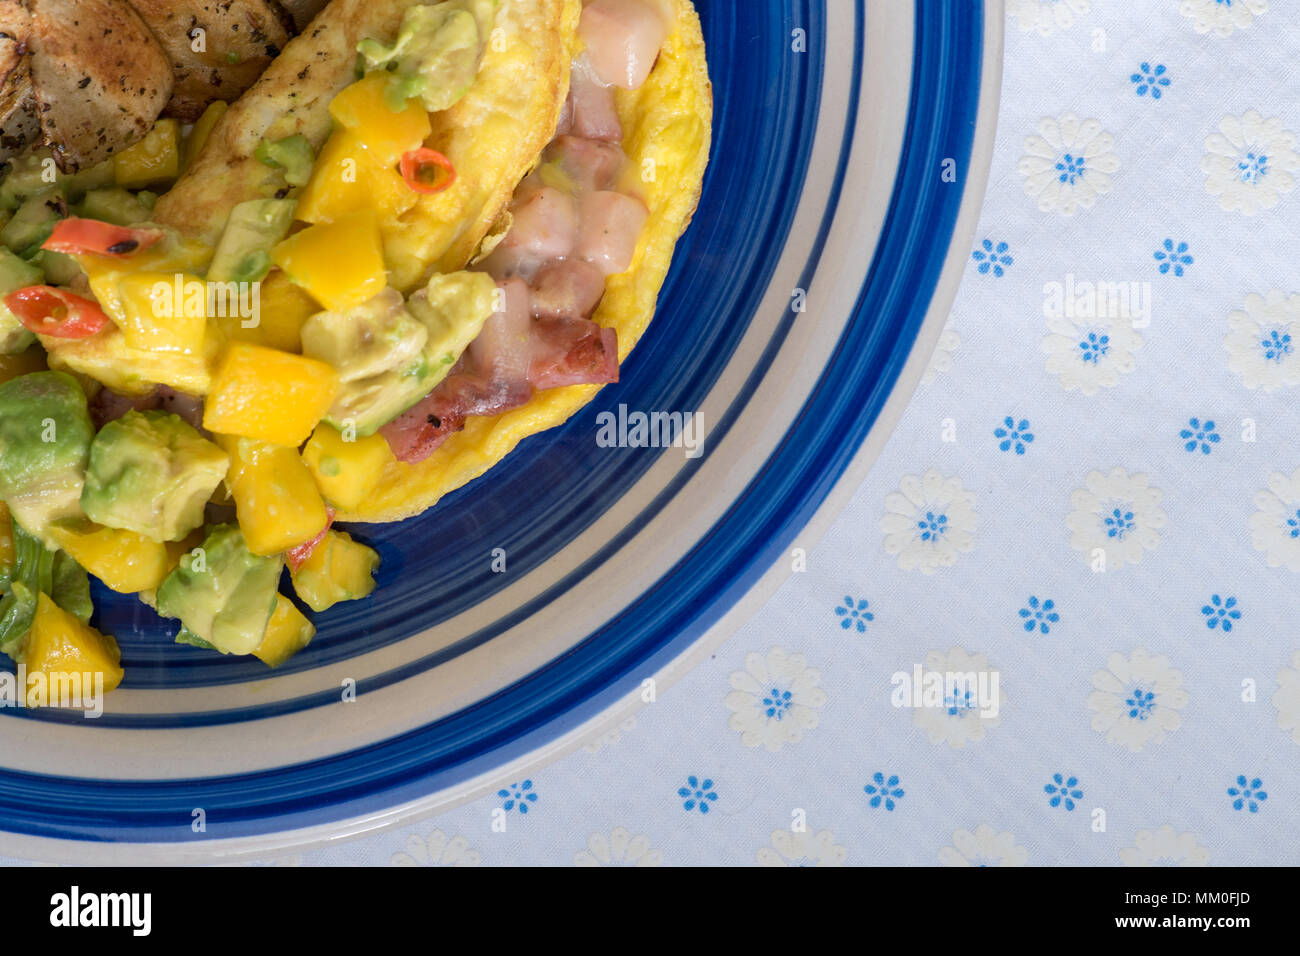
(939, 824, 1028, 867)
(574, 827, 662, 867)
(1272, 652, 1300, 745)
(910, 647, 1005, 749)
(1119, 826, 1210, 867)
(725, 647, 826, 752)
(1249, 469, 1300, 571)
(1006, 0, 1089, 35)
(1224, 290, 1300, 391)
(1087, 649, 1188, 752)
(390, 829, 481, 867)
(1042, 312, 1143, 395)
(1066, 469, 1166, 569)
(1180, 0, 1267, 37)
(755, 827, 847, 867)
(1202, 110, 1299, 214)
(881, 469, 977, 573)
(921, 321, 959, 385)
(1018, 113, 1120, 215)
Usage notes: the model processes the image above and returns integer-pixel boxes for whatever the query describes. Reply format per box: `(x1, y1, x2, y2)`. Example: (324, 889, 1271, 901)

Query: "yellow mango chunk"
(271, 210, 388, 312)
(301, 424, 394, 510)
(80, 237, 214, 329)
(41, 324, 219, 397)
(0, 346, 47, 386)
(114, 272, 209, 354)
(46, 519, 170, 594)
(253, 594, 316, 668)
(220, 435, 330, 556)
(296, 131, 419, 226)
(289, 529, 379, 613)
(203, 342, 338, 446)
(114, 119, 181, 189)
(26, 593, 124, 705)
(329, 73, 432, 167)
(224, 270, 317, 353)
(183, 101, 227, 172)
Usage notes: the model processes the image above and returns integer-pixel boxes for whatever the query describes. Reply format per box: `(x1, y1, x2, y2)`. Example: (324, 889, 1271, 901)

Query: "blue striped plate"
(0, 0, 1002, 861)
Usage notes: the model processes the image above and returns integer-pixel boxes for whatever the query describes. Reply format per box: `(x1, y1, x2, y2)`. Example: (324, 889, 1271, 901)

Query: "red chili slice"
(400, 148, 456, 194)
(4, 286, 109, 338)
(285, 507, 336, 574)
(42, 218, 164, 258)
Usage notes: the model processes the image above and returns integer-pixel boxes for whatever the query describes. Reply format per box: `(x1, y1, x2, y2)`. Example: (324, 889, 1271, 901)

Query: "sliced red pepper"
(42, 218, 164, 258)
(400, 148, 456, 194)
(285, 507, 336, 574)
(4, 286, 109, 338)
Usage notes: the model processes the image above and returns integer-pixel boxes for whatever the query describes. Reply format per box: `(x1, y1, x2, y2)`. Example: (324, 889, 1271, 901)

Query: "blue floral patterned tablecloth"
(24, 0, 1300, 867)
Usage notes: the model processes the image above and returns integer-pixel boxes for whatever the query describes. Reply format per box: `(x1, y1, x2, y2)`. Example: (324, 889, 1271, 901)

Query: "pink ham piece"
(566, 54, 622, 141)
(578, 0, 668, 91)
(575, 191, 649, 275)
(530, 258, 607, 321)
(544, 136, 627, 193)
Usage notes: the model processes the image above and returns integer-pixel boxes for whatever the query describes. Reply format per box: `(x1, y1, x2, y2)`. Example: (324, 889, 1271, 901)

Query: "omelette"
(0, 0, 710, 689)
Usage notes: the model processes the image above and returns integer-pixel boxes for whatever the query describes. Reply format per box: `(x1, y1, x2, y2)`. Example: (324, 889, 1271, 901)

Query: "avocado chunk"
(1, 192, 65, 259)
(300, 272, 495, 435)
(81, 410, 230, 543)
(77, 188, 155, 227)
(0, 150, 114, 212)
(0, 371, 93, 544)
(290, 529, 379, 613)
(0, 248, 44, 354)
(155, 523, 282, 655)
(358, 0, 496, 112)
(207, 198, 296, 284)
(254, 134, 315, 189)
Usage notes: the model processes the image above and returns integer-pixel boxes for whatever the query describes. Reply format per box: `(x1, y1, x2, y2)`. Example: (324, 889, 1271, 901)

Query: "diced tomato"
(42, 218, 164, 258)
(4, 286, 110, 338)
(400, 148, 456, 194)
(285, 507, 336, 574)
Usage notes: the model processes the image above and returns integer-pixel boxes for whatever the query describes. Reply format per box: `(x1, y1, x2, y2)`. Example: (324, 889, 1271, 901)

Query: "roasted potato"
(279, 0, 331, 31)
(0, 7, 39, 163)
(128, 0, 296, 123)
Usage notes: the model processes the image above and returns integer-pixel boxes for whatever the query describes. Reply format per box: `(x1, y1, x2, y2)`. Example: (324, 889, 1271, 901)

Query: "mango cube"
(295, 132, 419, 225)
(289, 529, 379, 612)
(46, 519, 170, 594)
(253, 594, 316, 668)
(26, 592, 124, 704)
(114, 272, 208, 354)
(329, 73, 432, 166)
(203, 342, 338, 446)
(301, 424, 393, 510)
(270, 210, 388, 312)
(224, 270, 318, 353)
(114, 118, 181, 189)
(183, 101, 227, 172)
(220, 435, 331, 556)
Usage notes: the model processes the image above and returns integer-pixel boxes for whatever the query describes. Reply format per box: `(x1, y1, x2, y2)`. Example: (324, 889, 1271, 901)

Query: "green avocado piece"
(1, 192, 65, 259)
(358, 0, 496, 113)
(0, 371, 93, 544)
(0, 248, 44, 354)
(77, 188, 155, 227)
(0, 150, 113, 211)
(155, 523, 282, 656)
(80, 410, 230, 543)
(206, 198, 296, 284)
(254, 134, 315, 189)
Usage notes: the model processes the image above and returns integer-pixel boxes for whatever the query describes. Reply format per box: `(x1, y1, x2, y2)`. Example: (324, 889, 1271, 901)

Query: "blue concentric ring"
(0, 0, 985, 842)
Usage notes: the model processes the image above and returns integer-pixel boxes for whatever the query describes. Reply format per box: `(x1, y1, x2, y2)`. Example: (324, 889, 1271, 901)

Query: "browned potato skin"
(0, 1, 38, 162)
(26, 0, 173, 171)
(129, 0, 296, 123)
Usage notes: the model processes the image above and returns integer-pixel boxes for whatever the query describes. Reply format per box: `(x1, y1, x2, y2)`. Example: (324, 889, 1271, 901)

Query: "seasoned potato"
(129, 0, 296, 123)
(0, 14, 39, 163)
(25, 0, 174, 171)
(279, 0, 332, 31)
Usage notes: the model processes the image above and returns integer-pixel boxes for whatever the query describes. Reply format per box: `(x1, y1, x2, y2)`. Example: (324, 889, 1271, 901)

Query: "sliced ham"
(575, 190, 648, 275)
(530, 258, 607, 321)
(89, 386, 160, 428)
(578, 0, 668, 91)
(529, 318, 619, 391)
(156, 386, 205, 430)
(499, 186, 578, 265)
(545, 136, 627, 193)
(567, 54, 622, 142)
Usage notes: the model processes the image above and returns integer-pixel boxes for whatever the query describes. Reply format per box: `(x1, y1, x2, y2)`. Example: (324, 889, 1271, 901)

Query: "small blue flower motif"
(1154, 238, 1193, 276)
(1044, 773, 1083, 811)
(1239, 151, 1269, 185)
(497, 780, 538, 814)
(864, 772, 904, 811)
(916, 511, 948, 542)
(1104, 507, 1135, 540)
(1130, 62, 1170, 99)
(1056, 152, 1086, 185)
(1078, 331, 1110, 364)
(971, 239, 1013, 277)
(677, 776, 718, 814)
(1227, 775, 1268, 813)
(993, 416, 1034, 455)
(1018, 595, 1059, 634)
(1201, 594, 1241, 632)
(1261, 329, 1292, 363)
(1179, 417, 1220, 454)
(1126, 688, 1156, 721)
(834, 596, 874, 633)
